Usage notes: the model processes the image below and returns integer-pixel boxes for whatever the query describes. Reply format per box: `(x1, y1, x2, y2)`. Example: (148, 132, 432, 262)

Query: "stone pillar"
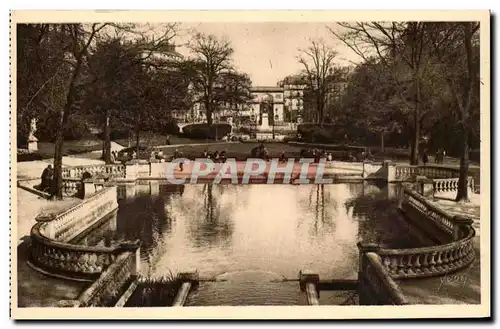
(452, 215, 474, 241)
(125, 162, 137, 179)
(384, 161, 396, 183)
(150, 181, 160, 196)
(83, 180, 95, 198)
(299, 270, 320, 293)
(415, 176, 434, 198)
(356, 242, 380, 305)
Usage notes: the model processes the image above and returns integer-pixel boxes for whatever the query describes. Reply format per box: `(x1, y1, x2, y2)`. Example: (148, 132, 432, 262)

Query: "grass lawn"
(30, 140, 103, 159)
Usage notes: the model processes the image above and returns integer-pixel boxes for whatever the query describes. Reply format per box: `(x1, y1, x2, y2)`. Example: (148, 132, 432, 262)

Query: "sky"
(173, 22, 359, 86)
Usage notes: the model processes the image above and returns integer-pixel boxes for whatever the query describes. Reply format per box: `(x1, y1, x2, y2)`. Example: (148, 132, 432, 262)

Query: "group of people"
(300, 148, 334, 163)
(251, 144, 270, 160)
(201, 149, 228, 163)
(434, 148, 447, 164)
(150, 150, 166, 162)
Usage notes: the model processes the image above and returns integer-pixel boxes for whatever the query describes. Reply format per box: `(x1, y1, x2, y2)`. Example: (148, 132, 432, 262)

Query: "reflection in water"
(80, 182, 419, 304)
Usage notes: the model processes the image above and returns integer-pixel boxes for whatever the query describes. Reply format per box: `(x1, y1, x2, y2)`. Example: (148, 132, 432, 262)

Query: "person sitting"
(202, 149, 209, 158)
(279, 151, 287, 163)
(173, 149, 181, 159)
(156, 150, 165, 162)
(40, 164, 53, 192)
(213, 150, 220, 162)
(250, 147, 259, 158)
(220, 150, 227, 163)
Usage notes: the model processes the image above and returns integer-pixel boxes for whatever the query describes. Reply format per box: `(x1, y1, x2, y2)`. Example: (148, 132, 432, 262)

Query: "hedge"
(182, 123, 232, 140)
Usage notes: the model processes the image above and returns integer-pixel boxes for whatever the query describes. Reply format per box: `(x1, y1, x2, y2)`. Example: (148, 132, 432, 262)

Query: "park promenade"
(15, 148, 484, 307)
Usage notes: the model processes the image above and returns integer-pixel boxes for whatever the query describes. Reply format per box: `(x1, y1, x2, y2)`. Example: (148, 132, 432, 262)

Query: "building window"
(275, 93, 282, 100)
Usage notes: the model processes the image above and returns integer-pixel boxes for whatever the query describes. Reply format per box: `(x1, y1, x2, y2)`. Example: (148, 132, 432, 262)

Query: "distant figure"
(156, 150, 165, 161)
(213, 150, 220, 162)
(110, 151, 116, 163)
(220, 150, 227, 163)
(326, 152, 333, 162)
(202, 149, 209, 158)
(251, 146, 259, 158)
(40, 164, 53, 192)
(177, 151, 184, 171)
(173, 149, 181, 159)
(166, 135, 171, 145)
(279, 151, 287, 163)
(422, 150, 429, 166)
(366, 148, 373, 161)
(132, 150, 137, 160)
(435, 149, 441, 164)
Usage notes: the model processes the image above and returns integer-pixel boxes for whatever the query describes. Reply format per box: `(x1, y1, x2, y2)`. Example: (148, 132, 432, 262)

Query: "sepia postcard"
(10, 10, 491, 320)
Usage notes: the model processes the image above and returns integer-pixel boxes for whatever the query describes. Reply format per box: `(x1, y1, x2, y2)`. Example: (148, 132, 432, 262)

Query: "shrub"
(17, 150, 43, 162)
(182, 123, 232, 140)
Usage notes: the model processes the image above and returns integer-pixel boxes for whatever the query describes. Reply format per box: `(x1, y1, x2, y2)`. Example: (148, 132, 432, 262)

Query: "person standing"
(166, 134, 171, 145)
(422, 150, 429, 166)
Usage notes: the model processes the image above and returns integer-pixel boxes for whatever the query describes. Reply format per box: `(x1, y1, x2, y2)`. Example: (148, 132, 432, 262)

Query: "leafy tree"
(331, 22, 435, 165)
(86, 24, 179, 163)
(16, 24, 73, 145)
(428, 22, 480, 201)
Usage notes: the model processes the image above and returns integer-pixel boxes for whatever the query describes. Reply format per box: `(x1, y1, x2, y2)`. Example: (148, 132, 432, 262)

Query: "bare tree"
(330, 22, 432, 165)
(188, 33, 234, 127)
(298, 39, 338, 126)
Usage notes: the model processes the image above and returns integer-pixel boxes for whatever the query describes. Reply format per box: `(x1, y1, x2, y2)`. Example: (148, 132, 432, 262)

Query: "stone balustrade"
(376, 228, 475, 279)
(30, 231, 119, 280)
(62, 164, 126, 179)
(42, 186, 118, 242)
(394, 165, 419, 181)
(368, 187, 476, 280)
(402, 188, 473, 240)
(357, 245, 409, 305)
(62, 178, 82, 197)
(419, 166, 458, 179)
(58, 246, 140, 307)
(433, 177, 475, 194)
(29, 186, 121, 280)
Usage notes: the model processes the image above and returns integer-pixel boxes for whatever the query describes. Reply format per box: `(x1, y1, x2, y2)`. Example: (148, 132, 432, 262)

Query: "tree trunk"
(455, 125, 470, 202)
(135, 125, 141, 156)
(380, 131, 385, 153)
(410, 75, 421, 165)
(53, 97, 72, 199)
(102, 110, 112, 164)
